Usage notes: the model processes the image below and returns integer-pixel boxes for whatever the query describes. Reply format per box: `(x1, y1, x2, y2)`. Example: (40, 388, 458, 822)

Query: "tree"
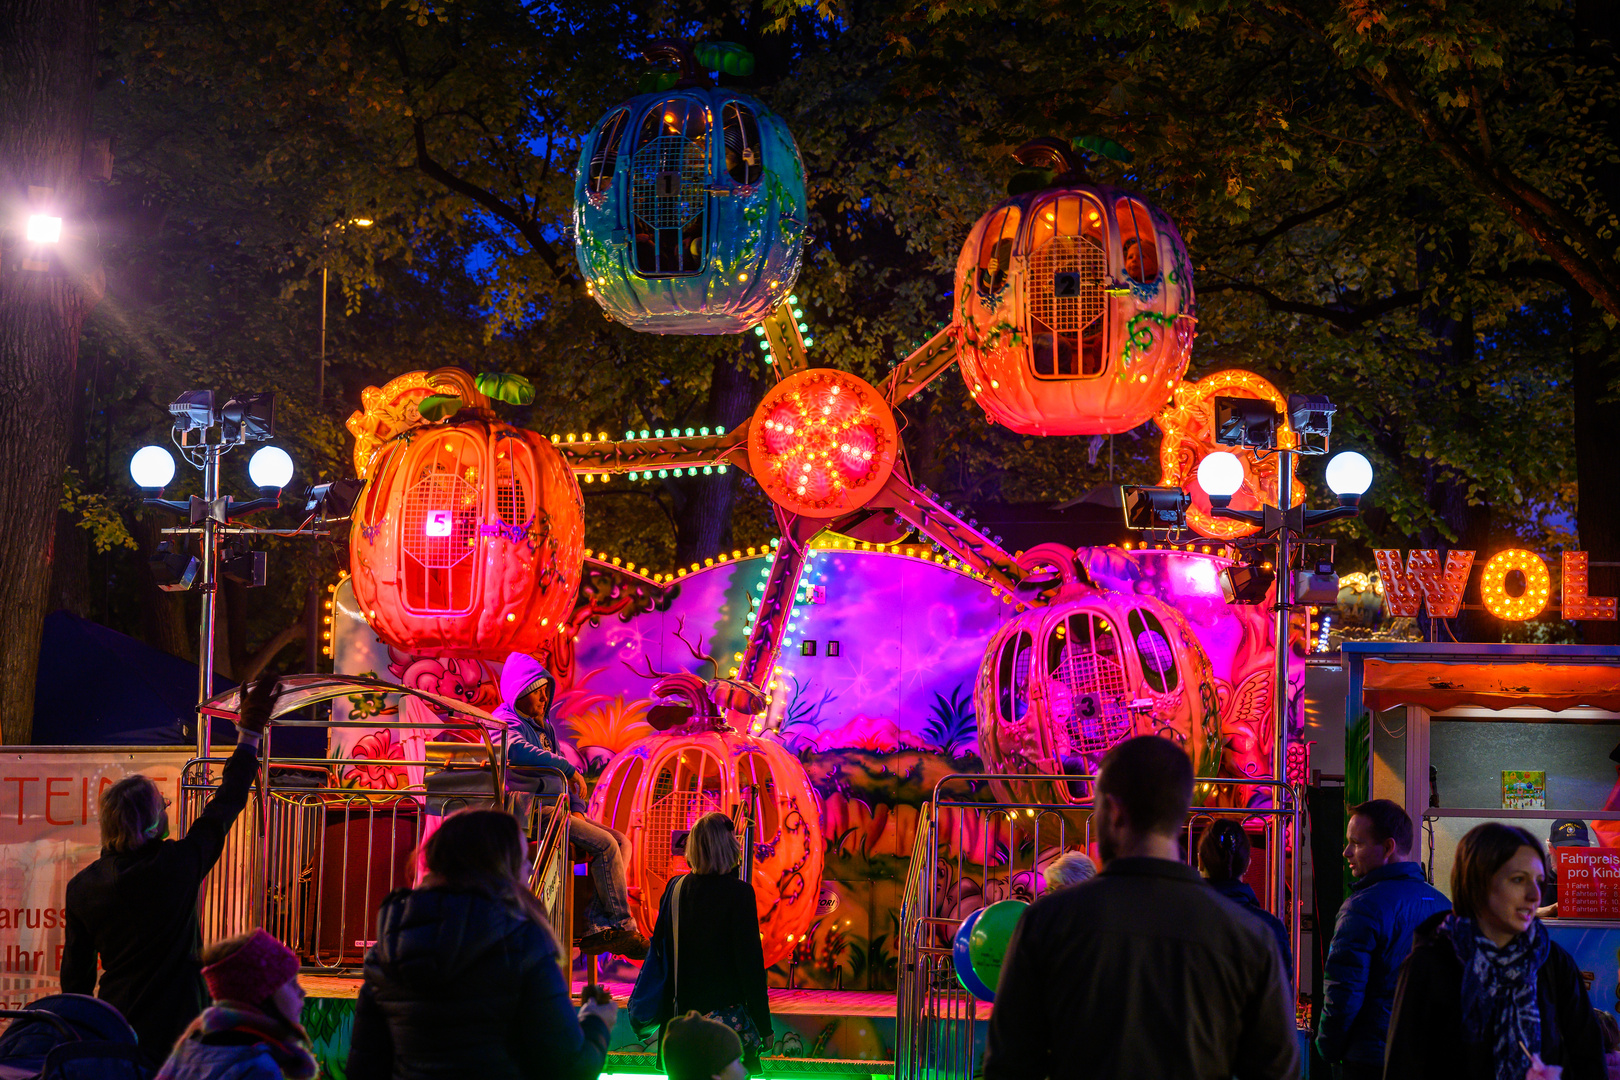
(0, 0, 103, 741)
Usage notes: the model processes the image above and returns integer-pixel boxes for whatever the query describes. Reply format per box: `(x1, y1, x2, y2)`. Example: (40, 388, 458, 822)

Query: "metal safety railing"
(896, 773, 1300, 1080)
(180, 717, 571, 973)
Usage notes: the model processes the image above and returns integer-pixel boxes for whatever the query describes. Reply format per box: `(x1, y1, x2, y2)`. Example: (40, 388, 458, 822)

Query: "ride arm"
(761, 299, 809, 377)
(868, 473, 1025, 595)
(880, 326, 959, 406)
(553, 428, 750, 476)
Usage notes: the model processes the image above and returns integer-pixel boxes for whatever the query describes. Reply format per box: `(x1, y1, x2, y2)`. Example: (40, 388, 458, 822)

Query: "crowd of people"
(37, 669, 1620, 1080)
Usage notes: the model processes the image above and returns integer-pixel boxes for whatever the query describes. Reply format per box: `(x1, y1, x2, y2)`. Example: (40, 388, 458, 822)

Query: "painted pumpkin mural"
(975, 546, 1221, 806)
(588, 677, 824, 967)
(953, 138, 1195, 436)
(573, 43, 807, 335)
(347, 373, 584, 658)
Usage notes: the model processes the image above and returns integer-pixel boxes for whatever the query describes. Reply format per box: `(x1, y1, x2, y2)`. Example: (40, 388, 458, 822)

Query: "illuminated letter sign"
(1480, 549, 1551, 621)
(1563, 552, 1619, 621)
(1373, 549, 1473, 618)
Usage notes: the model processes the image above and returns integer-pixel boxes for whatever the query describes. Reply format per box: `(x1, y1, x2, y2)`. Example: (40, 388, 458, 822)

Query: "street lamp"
(25, 215, 62, 244)
(130, 392, 293, 756)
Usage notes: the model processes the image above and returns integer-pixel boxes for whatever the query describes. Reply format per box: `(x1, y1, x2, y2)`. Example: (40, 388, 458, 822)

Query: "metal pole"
(198, 440, 219, 763)
(317, 266, 327, 405)
(1272, 449, 1293, 921)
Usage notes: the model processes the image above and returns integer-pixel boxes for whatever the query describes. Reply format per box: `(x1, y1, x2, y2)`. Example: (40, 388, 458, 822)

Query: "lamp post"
(1196, 419, 1373, 931)
(131, 392, 294, 760)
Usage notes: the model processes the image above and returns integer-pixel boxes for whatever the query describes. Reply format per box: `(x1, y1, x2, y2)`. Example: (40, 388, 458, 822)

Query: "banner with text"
(0, 750, 190, 1009)
(1556, 847, 1620, 920)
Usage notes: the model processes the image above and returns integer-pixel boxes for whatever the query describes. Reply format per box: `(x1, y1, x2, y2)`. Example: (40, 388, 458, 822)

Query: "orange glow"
(748, 369, 898, 517)
(1374, 549, 1474, 619)
(1563, 551, 1619, 621)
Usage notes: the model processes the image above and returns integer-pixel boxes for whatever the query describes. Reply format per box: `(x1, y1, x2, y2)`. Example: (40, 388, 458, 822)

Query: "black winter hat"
(663, 1012, 743, 1080)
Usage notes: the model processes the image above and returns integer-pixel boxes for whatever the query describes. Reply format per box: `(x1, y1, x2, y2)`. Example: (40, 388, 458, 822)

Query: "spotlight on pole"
(149, 541, 200, 592)
(302, 477, 364, 520)
(1121, 485, 1192, 531)
(1219, 556, 1275, 605)
(1213, 397, 1281, 449)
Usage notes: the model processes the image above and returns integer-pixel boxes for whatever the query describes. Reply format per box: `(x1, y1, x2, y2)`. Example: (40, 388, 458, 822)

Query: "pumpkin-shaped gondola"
(347, 373, 584, 657)
(574, 43, 808, 335)
(953, 139, 1196, 436)
(975, 547, 1220, 805)
(588, 677, 823, 967)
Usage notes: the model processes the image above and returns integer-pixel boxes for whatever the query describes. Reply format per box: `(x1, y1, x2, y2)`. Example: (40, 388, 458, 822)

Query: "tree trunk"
(0, 0, 102, 744)
(672, 345, 760, 567)
(1573, 309, 1620, 644)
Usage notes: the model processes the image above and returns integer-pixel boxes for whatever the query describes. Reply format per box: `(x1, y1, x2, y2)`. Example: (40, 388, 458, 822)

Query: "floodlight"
(1213, 397, 1281, 449)
(220, 393, 276, 442)
(1287, 394, 1336, 440)
(1220, 559, 1275, 605)
(168, 390, 216, 433)
(302, 478, 364, 519)
(248, 446, 294, 490)
(25, 215, 62, 243)
(149, 541, 200, 592)
(1296, 559, 1340, 604)
(1121, 486, 1191, 531)
(221, 546, 267, 588)
(130, 446, 176, 490)
(1325, 451, 1372, 501)
(1196, 452, 1244, 507)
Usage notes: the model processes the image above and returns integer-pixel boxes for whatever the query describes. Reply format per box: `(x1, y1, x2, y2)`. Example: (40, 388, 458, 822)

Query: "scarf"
(1445, 913, 1550, 1080)
(175, 1002, 319, 1080)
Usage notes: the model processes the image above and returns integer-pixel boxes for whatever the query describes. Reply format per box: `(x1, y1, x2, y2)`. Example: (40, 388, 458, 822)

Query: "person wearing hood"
(348, 808, 617, 1080)
(1197, 820, 1293, 991)
(495, 652, 647, 959)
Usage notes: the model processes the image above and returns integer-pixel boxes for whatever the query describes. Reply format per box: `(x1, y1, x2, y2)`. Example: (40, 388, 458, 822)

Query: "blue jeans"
(569, 814, 635, 934)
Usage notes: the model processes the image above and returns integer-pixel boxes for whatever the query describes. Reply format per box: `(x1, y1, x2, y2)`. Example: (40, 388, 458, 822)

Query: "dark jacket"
(62, 741, 258, 1064)
(156, 1041, 282, 1080)
(983, 856, 1300, 1080)
(493, 653, 583, 813)
(635, 872, 770, 1039)
(1210, 877, 1294, 988)
(1385, 911, 1605, 1080)
(1315, 860, 1451, 1066)
(347, 886, 608, 1080)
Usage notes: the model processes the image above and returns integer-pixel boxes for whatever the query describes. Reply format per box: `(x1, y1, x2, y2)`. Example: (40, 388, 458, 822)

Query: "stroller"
(0, 996, 151, 1080)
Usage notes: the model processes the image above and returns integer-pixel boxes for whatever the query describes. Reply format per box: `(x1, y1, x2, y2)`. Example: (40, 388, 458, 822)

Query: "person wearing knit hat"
(663, 1012, 748, 1080)
(155, 929, 316, 1080)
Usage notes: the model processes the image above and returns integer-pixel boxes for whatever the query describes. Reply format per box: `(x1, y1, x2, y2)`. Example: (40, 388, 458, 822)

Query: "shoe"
(577, 928, 615, 955)
(603, 926, 650, 960)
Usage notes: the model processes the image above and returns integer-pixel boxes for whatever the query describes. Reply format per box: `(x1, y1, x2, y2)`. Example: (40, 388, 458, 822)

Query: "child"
(156, 929, 316, 1080)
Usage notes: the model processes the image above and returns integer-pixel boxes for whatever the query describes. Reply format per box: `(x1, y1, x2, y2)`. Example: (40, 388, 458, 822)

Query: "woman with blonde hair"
(630, 812, 771, 1072)
(348, 808, 616, 1080)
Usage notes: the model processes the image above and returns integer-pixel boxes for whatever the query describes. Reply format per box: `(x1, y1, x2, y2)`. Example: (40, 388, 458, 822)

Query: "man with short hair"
(984, 736, 1300, 1079)
(1316, 798, 1450, 1079)
(62, 675, 276, 1065)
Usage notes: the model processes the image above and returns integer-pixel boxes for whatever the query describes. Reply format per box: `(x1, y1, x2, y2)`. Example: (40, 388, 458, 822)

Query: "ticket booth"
(1342, 642, 1620, 1011)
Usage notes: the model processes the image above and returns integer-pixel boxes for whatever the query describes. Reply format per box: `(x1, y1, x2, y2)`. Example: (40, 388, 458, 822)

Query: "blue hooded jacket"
(1316, 861, 1451, 1065)
(493, 653, 584, 813)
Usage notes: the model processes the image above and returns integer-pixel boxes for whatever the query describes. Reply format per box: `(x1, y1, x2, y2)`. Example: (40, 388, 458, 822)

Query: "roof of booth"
(1342, 642, 1620, 714)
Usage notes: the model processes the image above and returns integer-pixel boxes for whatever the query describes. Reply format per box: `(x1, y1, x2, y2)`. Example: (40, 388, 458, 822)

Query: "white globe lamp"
(130, 446, 176, 491)
(1325, 451, 1373, 504)
(248, 445, 295, 491)
(1196, 451, 1244, 508)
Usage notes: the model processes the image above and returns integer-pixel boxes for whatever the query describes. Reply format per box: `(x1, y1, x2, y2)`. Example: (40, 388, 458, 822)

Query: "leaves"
(416, 394, 464, 422)
(475, 371, 535, 406)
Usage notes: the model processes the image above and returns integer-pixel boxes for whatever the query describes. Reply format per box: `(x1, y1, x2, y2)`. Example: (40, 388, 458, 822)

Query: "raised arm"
(179, 676, 276, 874)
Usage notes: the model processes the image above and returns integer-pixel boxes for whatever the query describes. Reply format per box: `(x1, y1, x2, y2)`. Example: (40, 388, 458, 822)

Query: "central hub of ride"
(747, 367, 897, 518)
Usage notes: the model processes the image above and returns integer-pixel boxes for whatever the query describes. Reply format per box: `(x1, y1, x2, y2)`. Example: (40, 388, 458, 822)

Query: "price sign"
(1556, 847, 1620, 919)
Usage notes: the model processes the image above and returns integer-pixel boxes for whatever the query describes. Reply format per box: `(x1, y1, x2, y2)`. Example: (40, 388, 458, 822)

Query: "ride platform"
(300, 975, 901, 1078)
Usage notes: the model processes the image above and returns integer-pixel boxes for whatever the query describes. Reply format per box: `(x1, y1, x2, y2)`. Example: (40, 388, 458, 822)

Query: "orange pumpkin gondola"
(953, 139, 1195, 436)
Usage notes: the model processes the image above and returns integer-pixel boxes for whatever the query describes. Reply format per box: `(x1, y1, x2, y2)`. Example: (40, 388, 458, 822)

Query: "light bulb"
(1197, 452, 1244, 498)
(130, 445, 176, 489)
(248, 445, 294, 489)
(1325, 451, 1373, 496)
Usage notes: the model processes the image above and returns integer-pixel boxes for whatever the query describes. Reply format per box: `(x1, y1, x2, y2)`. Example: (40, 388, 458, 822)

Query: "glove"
(238, 675, 281, 737)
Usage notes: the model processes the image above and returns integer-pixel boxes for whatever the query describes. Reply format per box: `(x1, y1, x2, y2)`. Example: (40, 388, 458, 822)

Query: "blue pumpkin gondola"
(573, 43, 808, 335)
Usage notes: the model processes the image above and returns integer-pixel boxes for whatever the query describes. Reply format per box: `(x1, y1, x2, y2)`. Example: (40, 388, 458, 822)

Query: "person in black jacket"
(347, 807, 615, 1080)
(1198, 819, 1294, 991)
(984, 736, 1299, 1080)
(61, 675, 277, 1065)
(631, 812, 771, 1072)
(1385, 822, 1604, 1080)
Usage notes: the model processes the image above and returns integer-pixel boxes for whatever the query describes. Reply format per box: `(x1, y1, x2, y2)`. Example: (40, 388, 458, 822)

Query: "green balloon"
(968, 899, 1028, 994)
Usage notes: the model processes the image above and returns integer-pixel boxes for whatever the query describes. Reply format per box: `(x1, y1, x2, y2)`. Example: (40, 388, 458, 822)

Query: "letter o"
(1481, 549, 1550, 621)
